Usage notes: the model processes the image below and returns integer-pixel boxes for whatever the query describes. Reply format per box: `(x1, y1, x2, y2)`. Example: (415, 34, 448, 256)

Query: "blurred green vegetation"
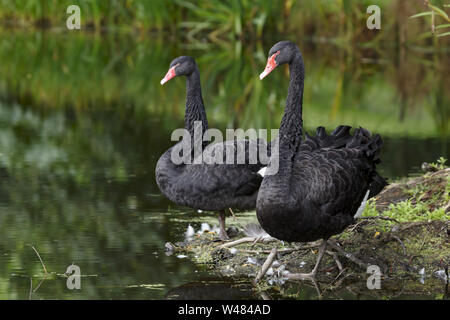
(409, 0, 450, 39)
(0, 30, 448, 140)
(1, 0, 450, 44)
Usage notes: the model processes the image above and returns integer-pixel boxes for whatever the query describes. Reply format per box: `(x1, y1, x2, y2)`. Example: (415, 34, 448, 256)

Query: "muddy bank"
(167, 168, 450, 298)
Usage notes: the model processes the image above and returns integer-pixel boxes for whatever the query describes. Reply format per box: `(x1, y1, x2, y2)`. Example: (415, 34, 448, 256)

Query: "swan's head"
(160, 56, 197, 85)
(260, 41, 300, 80)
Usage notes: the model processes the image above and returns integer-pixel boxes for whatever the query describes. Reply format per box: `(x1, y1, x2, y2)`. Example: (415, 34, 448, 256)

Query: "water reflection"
(0, 30, 448, 299)
(165, 279, 259, 300)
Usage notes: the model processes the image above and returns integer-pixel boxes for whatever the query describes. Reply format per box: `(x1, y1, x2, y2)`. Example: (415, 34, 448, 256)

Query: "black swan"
(256, 41, 387, 279)
(156, 56, 267, 240)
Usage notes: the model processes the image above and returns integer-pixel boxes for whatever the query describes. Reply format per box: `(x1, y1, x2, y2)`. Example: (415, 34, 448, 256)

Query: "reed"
(1, 0, 449, 44)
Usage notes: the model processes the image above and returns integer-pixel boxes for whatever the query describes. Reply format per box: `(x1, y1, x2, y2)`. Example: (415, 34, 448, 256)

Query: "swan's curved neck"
(185, 69, 208, 143)
(279, 52, 305, 155)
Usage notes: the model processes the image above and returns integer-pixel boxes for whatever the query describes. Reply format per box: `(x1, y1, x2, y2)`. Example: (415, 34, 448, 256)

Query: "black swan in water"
(156, 56, 267, 240)
(256, 41, 387, 279)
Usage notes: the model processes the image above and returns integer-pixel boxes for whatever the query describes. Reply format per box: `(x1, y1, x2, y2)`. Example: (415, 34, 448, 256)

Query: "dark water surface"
(0, 31, 448, 299)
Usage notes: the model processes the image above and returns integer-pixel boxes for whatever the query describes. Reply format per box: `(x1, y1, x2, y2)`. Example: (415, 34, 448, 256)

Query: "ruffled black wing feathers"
(156, 138, 268, 211)
(298, 125, 386, 217)
(256, 125, 387, 242)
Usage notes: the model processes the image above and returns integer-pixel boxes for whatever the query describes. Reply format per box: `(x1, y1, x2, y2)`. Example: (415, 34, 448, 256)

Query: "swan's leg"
(286, 239, 327, 280)
(217, 210, 230, 241)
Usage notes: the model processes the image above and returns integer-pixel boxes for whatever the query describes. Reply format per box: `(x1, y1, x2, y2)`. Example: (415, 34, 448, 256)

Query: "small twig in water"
(347, 220, 369, 233)
(32, 277, 47, 293)
(254, 248, 277, 283)
(329, 271, 352, 289)
(327, 250, 343, 272)
(31, 245, 47, 275)
(239, 243, 320, 254)
(333, 267, 348, 283)
(219, 236, 276, 249)
(327, 240, 368, 270)
(29, 278, 32, 300)
(30, 245, 48, 293)
(251, 236, 262, 248)
(359, 216, 399, 223)
(228, 208, 236, 220)
(219, 237, 256, 248)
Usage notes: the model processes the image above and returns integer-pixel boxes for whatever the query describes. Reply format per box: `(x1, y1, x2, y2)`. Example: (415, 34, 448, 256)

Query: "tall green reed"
(1, 0, 449, 46)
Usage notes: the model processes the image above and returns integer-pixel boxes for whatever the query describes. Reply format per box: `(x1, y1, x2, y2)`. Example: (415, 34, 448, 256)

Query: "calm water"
(0, 31, 448, 299)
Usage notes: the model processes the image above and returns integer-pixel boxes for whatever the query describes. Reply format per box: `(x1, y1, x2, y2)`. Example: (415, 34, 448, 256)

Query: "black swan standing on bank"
(256, 41, 387, 279)
(156, 56, 268, 240)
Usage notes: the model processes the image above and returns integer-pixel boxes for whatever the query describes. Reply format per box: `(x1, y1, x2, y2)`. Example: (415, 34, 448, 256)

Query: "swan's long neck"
(278, 53, 305, 158)
(185, 69, 208, 149)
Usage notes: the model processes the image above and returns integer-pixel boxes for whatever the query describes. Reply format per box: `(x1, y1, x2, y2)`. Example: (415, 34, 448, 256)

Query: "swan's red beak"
(160, 66, 177, 85)
(260, 51, 280, 80)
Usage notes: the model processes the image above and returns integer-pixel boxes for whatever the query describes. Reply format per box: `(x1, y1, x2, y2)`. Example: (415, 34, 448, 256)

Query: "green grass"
(429, 156, 448, 170)
(383, 199, 447, 222)
(363, 161, 450, 223)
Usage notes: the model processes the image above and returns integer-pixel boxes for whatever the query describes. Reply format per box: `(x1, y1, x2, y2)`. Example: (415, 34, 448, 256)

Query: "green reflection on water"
(1, 31, 448, 138)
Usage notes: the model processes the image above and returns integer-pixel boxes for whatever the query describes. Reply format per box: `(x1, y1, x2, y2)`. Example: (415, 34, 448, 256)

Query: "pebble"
(165, 242, 175, 256)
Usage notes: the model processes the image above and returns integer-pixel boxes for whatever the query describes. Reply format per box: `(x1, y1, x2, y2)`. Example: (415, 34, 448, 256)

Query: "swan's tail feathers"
(354, 189, 370, 219)
(347, 127, 383, 162)
(330, 125, 352, 138)
(346, 128, 388, 193)
(305, 126, 388, 201)
(303, 125, 353, 151)
(329, 125, 352, 148)
(369, 172, 388, 198)
(316, 126, 327, 139)
(304, 126, 384, 167)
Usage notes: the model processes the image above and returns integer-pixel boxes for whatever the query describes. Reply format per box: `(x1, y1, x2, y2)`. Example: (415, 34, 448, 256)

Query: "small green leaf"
(428, 4, 450, 20)
(409, 11, 433, 19)
(416, 31, 434, 40)
(436, 31, 450, 37)
(436, 23, 450, 29)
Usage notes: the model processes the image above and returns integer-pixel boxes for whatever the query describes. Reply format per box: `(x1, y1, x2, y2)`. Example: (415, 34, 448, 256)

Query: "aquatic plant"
(409, 0, 450, 38)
